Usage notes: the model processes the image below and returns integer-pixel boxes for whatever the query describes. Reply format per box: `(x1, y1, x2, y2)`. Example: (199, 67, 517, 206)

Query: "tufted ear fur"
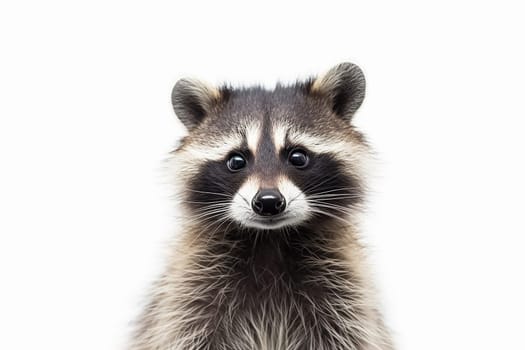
(310, 62, 366, 121)
(171, 78, 224, 131)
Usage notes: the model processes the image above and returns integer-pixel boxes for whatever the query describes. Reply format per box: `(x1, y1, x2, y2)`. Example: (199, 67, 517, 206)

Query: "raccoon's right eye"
(227, 154, 247, 172)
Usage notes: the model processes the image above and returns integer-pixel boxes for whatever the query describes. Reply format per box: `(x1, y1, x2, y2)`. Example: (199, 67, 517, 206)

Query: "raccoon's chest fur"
(132, 228, 391, 350)
(202, 232, 360, 348)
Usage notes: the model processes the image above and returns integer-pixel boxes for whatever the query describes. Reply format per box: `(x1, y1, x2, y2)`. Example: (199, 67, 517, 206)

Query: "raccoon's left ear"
(310, 62, 366, 121)
(171, 78, 224, 131)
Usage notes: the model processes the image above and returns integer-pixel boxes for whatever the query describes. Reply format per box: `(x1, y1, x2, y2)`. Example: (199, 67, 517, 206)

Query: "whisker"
(188, 209, 230, 222)
(308, 208, 353, 225)
(302, 173, 342, 193)
(185, 189, 233, 197)
(309, 201, 354, 212)
(308, 187, 358, 195)
(182, 201, 229, 206)
(307, 194, 361, 200)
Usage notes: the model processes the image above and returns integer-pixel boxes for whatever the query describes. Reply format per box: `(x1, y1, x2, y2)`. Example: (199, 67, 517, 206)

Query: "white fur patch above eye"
(183, 134, 244, 161)
(272, 123, 288, 153)
(182, 121, 262, 162)
(246, 122, 262, 154)
(272, 122, 363, 160)
(287, 131, 350, 156)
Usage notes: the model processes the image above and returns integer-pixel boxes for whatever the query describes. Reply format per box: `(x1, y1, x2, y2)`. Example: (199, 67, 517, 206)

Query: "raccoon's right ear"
(171, 78, 224, 131)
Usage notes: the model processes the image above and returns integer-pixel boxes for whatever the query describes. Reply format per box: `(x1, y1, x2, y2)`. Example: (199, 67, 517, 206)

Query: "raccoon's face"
(170, 63, 370, 231)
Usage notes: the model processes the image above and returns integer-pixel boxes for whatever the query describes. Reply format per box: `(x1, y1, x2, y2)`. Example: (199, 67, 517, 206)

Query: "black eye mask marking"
(185, 139, 363, 228)
(186, 156, 250, 215)
(283, 151, 363, 213)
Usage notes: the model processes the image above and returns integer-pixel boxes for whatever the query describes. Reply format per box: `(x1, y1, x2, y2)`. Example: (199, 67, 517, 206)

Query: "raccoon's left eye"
(288, 149, 309, 168)
(227, 154, 247, 172)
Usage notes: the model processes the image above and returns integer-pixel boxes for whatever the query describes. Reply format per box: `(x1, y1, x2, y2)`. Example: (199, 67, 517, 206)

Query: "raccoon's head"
(170, 63, 370, 231)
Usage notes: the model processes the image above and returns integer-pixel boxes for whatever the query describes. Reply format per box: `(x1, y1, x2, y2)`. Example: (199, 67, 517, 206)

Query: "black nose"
(252, 189, 286, 216)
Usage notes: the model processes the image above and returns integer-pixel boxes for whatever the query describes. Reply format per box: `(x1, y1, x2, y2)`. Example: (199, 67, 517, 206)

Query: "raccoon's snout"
(251, 189, 286, 217)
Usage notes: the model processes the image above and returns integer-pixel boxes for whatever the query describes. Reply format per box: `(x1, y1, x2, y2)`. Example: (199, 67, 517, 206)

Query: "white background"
(1, 1, 524, 349)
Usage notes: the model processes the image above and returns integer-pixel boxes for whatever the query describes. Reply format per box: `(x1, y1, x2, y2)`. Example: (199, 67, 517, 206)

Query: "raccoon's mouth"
(247, 214, 296, 230)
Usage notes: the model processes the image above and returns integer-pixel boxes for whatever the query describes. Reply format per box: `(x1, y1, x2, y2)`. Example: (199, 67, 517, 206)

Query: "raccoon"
(131, 63, 394, 350)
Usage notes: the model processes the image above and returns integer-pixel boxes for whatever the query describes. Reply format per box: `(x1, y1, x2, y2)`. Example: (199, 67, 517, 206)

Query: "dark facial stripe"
(186, 156, 250, 222)
(283, 150, 363, 222)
